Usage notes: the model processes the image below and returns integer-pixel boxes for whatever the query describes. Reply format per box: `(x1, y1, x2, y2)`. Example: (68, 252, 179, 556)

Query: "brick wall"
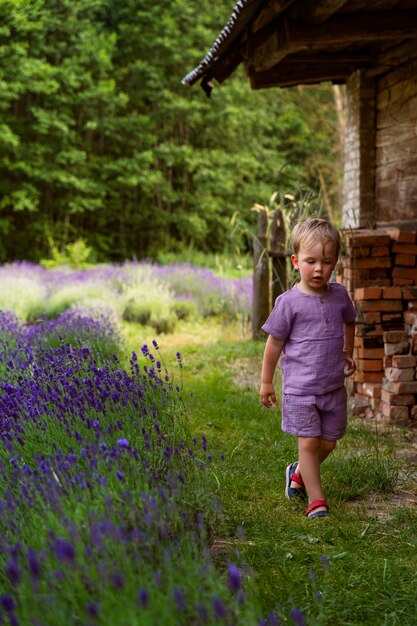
(342, 70, 376, 229)
(337, 226, 417, 424)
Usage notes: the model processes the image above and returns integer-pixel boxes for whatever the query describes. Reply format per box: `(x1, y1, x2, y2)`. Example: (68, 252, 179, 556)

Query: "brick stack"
(337, 227, 417, 423)
(380, 332, 417, 424)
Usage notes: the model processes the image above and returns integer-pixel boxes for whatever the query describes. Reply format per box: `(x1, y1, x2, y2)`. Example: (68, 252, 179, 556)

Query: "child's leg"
(297, 437, 336, 513)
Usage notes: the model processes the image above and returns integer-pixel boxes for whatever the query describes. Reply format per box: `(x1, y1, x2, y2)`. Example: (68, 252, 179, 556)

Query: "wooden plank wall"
(375, 42, 417, 222)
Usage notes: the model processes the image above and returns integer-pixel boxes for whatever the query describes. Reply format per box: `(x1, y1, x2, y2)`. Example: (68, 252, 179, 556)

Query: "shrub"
(0, 274, 46, 322)
(0, 322, 259, 624)
(25, 307, 125, 359)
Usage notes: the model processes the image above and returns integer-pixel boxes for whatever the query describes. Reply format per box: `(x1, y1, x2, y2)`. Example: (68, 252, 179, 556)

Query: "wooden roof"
(182, 0, 417, 92)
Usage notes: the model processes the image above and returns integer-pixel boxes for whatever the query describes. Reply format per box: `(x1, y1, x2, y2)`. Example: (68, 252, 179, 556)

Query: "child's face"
(291, 240, 337, 294)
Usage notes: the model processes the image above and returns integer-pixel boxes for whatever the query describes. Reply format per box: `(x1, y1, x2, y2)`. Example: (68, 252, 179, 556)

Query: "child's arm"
(260, 335, 285, 408)
(343, 321, 356, 377)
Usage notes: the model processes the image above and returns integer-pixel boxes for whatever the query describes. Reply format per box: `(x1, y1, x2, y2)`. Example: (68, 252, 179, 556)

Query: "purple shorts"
(282, 386, 347, 441)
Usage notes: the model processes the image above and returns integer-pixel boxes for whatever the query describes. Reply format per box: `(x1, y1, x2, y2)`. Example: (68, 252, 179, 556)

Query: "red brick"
(347, 257, 391, 269)
(360, 312, 381, 324)
(344, 230, 391, 247)
(383, 355, 392, 368)
(383, 331, 407, 342)
(381, 313, 403, 324)
(380, 402, 409, 421)
(371, 245, 390, 257)
(382, 286, 402, 299)
(406, 300, 417, 310)
(355, 324, 383, 337)
(358, 300, 402, 312)
(392, 243, 417, 254)
(383, 228, 417, 244)
(384, 341, 410, 356)
(354, 287, 381, 300)
(357, 359, 384, 372)
(350, 246, 370, 258)
(391, 354, 416, 368)
(392, 267, 417, 279)
(395, 253, 416, 267)
(354, 336, 384, 349)
(343, 268, 370, 280)
(402, 286, 417, 300)
(355, 347, 384, 359)
(393, 277, 414, 286)
(385, 367, 414, 382)
(383, 381, 417, 393)
(353, 371, 383, 383)
(368, 276, 390, 285)
(356, 382, 382, 398)
(411, 405, 417, 418)
(380, 389, 415, 406)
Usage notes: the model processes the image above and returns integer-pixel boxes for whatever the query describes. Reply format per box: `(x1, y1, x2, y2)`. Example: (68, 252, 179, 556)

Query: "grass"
(125, 319, 417, 625)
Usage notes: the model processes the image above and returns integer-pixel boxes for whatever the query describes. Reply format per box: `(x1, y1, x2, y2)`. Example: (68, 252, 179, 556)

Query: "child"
(259, 217, 356, 518)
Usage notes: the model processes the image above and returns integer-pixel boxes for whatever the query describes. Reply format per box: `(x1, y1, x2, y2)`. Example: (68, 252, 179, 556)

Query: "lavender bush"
(0, 315, 261, 625)
(0, 262, 252, 332)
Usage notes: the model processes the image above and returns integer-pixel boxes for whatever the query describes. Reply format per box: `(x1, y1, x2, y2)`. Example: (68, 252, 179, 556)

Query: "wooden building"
(183, 0, 417, 422)
(182, 0, 417, 231)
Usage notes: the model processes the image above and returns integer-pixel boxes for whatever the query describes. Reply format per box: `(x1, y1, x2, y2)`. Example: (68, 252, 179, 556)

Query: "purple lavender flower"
(53, 538, 76, 564)
(6, 557, 21, 585)
(320, 555, 330, 571)
(290, 608, 306, 626)
(86, 602, 99, 618)
(213, 596, 226, 619)
(0, 594, 15, 612)
(227, 563, 243, 592)
(173, 587, 186, 611)
(111, 572, 124, 589)
(117, 438, 129, 449)
(138, 588, 149, 608)
(27, 547, 41, 581)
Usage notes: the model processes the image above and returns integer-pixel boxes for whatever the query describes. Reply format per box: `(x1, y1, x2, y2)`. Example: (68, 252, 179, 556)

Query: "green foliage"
(0, 0, 342, 262)
(41, 236, 95, 269)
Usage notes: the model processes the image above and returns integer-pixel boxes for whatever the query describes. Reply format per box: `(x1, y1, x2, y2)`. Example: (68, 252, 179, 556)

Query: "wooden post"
(270, 207, 287, 304)
(252, 208, 270, 339)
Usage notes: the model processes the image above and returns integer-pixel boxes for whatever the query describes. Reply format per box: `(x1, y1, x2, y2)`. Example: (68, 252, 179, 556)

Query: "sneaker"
(285, 461, 306, 500)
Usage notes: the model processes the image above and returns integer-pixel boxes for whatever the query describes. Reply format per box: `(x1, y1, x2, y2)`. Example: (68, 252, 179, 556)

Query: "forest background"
(0, 0, 343, 264)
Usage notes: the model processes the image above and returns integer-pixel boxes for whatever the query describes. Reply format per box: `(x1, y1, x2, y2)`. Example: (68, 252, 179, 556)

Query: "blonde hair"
(291, 217, 340, 257)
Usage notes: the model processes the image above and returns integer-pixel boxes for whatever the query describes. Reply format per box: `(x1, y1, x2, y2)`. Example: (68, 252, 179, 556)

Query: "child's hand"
(260, 383, 277, 408)
(344, 356, 356, 377)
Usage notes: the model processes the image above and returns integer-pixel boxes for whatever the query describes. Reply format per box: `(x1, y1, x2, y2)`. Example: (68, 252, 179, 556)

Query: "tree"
(0, 0, 342, 262)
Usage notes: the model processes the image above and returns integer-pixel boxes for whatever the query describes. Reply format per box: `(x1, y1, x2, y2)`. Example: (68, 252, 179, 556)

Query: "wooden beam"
(252, 0, 295, 33)
(248, 58, 372, 89)
(251, 11, 417, 71)
(272, 51, 377, 64)
(291, 0, 349, 23)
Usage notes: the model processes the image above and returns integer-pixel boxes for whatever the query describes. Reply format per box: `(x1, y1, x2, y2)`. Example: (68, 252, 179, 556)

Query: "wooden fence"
(252, 207, 287, 339)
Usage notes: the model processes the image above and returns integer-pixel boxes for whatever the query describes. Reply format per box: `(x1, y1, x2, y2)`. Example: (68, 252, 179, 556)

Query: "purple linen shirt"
(262, 282, 356, 395)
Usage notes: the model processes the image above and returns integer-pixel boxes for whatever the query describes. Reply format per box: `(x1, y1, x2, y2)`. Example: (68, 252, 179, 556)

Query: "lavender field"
(0, 262, 252, 337)
(0, 264, 264, 625)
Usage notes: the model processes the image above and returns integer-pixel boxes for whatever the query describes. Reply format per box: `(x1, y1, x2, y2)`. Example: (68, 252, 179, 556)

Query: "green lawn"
(125, 319, 417, 625)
